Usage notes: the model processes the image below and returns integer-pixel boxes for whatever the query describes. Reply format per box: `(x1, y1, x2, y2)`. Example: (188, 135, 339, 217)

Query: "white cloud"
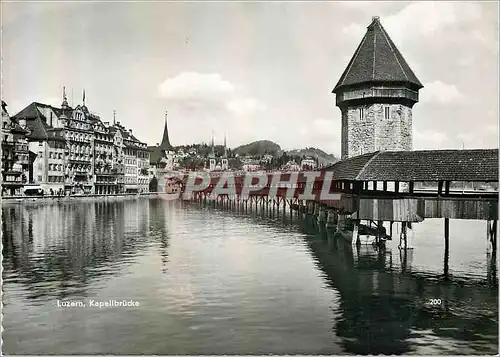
(341, 2, 482, 45)
(6, 97, 60, 115)
(155, 72, 268, 147)
(414, 129, 450, 149)
(158, 71, 266, 120)
(225, 98, 266, 117)
(295, 117, 341, 156)
(158, 72, 234, 100)
(341, 23, 364, 40)
(338, 1, 372, 9)
(420, 80, 463, 104)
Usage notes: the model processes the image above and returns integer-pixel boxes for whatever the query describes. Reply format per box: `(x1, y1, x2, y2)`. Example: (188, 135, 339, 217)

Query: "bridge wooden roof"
(323, 149, 499, 182)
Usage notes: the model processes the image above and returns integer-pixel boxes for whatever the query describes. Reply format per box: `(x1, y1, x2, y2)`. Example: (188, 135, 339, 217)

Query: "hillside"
(287, 147, 339, 165)
(233, 140, 282, 157)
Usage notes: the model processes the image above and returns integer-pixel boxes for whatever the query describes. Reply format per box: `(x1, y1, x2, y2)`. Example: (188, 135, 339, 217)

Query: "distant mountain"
(178, 140, 339, 166)
(287, 147, 339, 166)
(233, 140, 282, 157)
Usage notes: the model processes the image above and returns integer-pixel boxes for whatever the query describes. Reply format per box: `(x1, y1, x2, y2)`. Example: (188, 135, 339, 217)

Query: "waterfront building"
(109, 123, 126, 193)
(1, 101, 29, 195)
(11, 88, 151, 195)
(111, 122, 149, 193)
(332, 16, 423, 160)
(92, 115, 118, 194)
(300, 158, 317, 170)
(12, 101, 67, 194)
(17, 90, 95, 194)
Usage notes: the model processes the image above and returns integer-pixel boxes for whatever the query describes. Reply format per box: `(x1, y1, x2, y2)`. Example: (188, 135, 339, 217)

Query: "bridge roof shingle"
(324, 149, 499, 182)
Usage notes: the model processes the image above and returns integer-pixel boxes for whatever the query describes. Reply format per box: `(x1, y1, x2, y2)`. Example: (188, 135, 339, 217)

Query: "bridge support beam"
(444, 218, 450, 278)
(325, 209, 337, 229)
(351, 219, 360, 246)
(313, 202, 320, 217)
(337, 214, 347, 232)
(487, 220, 498, 254)
(307, 201, 315, 215)
(317, 206, 327, 224)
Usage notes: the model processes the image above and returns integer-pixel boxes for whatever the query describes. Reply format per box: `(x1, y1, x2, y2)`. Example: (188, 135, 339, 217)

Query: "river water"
(2, 198, 498, 355)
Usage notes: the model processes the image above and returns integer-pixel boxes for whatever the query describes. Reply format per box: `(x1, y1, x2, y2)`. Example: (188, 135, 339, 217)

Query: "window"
(359, 107, 364, 120)
(384, 106, 390, 119)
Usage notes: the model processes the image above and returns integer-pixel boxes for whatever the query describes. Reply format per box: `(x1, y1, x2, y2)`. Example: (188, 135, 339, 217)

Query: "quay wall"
(1, 193, 161, 206)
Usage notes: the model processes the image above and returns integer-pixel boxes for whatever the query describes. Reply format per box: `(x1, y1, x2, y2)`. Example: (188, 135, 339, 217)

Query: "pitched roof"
(324, 149, 499, 182)
(333, 17, 423, 93)
(12, 103, 50, 140)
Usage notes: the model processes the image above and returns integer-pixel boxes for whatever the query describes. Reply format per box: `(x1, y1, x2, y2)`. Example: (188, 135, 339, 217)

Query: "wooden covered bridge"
(179, 148, 498, 253)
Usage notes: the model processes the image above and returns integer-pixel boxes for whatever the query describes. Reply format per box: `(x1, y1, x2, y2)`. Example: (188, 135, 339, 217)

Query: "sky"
(2, 1, 499, 156)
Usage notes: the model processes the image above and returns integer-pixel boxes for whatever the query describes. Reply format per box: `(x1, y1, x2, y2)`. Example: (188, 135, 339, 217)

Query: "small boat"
(336, 218, 391, 245)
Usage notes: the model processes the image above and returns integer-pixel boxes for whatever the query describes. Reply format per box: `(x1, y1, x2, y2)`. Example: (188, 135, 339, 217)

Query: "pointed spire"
(113, 110, 116, 125)
(209, 131, 215, 158)
(333, 16, 423, 93)
(82, 89, 86, 106)
(223, 132, 227, 157)
(159, 110, 173, 151)
(61, 86, 69, 109)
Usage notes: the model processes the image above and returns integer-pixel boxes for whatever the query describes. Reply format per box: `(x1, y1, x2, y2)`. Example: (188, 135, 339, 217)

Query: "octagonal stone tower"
(333, 16, 423, 160)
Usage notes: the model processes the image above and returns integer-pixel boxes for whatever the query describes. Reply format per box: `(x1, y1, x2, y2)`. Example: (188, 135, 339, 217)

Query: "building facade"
(93, 117, 117, 194)
(1, 101, 29, 195)
(10, 90, 151, 195)
(332, 16, 423, 160)
(208, 134, 229, 171)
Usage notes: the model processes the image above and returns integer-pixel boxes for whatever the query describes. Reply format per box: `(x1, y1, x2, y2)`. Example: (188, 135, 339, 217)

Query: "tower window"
(359, 107, 364, 120)
(384, 106, 390, 119)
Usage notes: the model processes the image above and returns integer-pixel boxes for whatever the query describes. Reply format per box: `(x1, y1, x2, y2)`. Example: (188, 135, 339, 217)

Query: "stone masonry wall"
(341, 103, 412, 159)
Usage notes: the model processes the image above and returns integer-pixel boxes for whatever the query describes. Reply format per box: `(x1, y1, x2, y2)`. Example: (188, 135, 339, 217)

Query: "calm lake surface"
(2, 198, 498, 355)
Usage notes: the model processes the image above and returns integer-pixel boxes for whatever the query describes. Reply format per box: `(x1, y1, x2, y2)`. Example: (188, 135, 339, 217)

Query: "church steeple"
(209, 131, 215, 158)
(159, 110, 173, 151)
(61, 86, 69, 110)
(223, 133, 227, 158)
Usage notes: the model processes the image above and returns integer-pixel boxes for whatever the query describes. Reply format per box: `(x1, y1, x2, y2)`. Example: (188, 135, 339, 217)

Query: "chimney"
(129, 129, 133, 134)
(116, 121, 121, 126)
(104, 121, 109, 126)
(372, 16, 380, 21)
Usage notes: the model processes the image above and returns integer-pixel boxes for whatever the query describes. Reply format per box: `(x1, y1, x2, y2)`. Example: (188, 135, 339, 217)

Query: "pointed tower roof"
(160, 110, 174, 150)
(208, 131, 215, 158)
(61, 86, 69, 110)
(333, 16, 423, 93)
(223, 133, 227, 158)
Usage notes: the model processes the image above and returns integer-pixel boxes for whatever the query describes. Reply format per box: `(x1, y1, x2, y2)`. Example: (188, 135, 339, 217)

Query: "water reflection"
(2, 199, 498, 355)
(189, 202, 498, 355)
(2, 200, 169, 303)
